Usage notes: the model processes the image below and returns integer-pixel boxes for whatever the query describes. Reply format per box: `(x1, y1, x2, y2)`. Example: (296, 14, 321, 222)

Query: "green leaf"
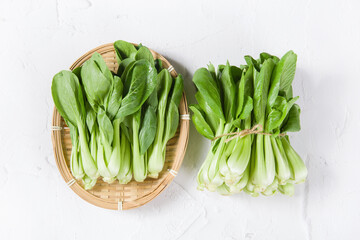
(164, 74, 184, 142)
(207, 62, 217, 81)
(266, 109, 283, 132)
(91, 52, 113, 80)
(275, 50, 297, 93)
(231, 65, 242, 83)
(52, 71, 97, 179)
(117, 58, 135, 77)
(86, 107, 97, 133)
(193, 68, 224, 121)
(169, 74, 183, 107)
(106, 75, 123, 120)
(97, 108, 114, 145)
(240, 65, 247, 70)
(285, 96, 299, 116)
(244, 55, 260, 72)
(253, 59, 275, 124)
(139, 88, 158, 154)
(146, 70, 174, 178)
(72, 66, 82, 81)
(217, 64, 225, 74)
(236, 66, 253, 118)
(285, 86, 293, 100)
(116, 59, 157, 119)
(260, 52, 279, 64)
(135, 46, 155, 66)
(216, 64, 225, 92)
(267, 70, 281, 111)
(190, 105, 214, 139)
(114, 40, 137, 61)
(239, 96, 253, 119)
(121, 61, 137, 89)
(265, 96, 287, 132)
(51, 70, 86, 126)
(281, 104, 301, 132)
(195, 92, 219, 134)
(146, 85, 159, 108)
(147, 69, 173, 153)
(267, 95, 299, 132)
(268, 51, 297, 109)
(81, 52, 113, 111)
(156, 69, 173, 102)
(139, 105, 157, 154)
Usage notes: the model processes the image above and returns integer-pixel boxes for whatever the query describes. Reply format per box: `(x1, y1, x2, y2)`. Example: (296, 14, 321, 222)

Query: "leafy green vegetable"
(139, 90, 158, 154)
(135, 45, 155, 66)
(189, 105, 214, 139)
(81, 52, 113, 111)
(148, 69, 175, 178)
(281, 104, 301, 132)
(193, 68, 225, 121)
(52, 70, 98, 179)
(80, 53, 124, 183)
(116, 59, 157, 119)
(164, 75, 184, 142)
(191, 51, 307, 196)
(51, 40, 184, 189)
(218, 62, 236, 122)
(114, 40, 137, 62)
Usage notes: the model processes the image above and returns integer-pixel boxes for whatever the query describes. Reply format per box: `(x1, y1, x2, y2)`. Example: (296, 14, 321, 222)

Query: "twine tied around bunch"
(212, 124, 286, 143)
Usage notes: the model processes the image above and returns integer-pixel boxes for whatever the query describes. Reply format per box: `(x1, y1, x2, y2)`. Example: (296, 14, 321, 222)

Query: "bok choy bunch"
(191, 51, 307, 196)
(51, 40, 183, 189)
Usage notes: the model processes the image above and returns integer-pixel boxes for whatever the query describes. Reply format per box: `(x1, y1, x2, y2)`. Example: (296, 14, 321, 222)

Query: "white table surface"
(1, 0, 359, 239)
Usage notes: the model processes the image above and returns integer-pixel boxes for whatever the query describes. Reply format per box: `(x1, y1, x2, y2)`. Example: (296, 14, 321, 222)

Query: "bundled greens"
(51, 40, 183, 189)
(191, 51, 307, 196)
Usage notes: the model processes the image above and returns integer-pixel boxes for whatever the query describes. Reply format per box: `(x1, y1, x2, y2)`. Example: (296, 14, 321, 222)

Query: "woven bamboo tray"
(51, 43, 189, 210)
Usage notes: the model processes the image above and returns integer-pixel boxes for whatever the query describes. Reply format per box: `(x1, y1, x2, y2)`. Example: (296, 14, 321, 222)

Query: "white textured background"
(0, 0, 359, 239)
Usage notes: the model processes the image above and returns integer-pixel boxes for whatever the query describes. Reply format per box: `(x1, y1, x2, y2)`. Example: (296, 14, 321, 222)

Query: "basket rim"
(51, 42, 189, 210)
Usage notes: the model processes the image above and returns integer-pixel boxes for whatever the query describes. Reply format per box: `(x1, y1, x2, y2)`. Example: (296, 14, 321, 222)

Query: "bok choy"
(51, 40, 184, 189)
(191, 51, 307, 196)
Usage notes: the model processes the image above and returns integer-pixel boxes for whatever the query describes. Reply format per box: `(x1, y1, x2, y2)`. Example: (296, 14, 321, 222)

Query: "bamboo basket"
(51, 43, 189, 210)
